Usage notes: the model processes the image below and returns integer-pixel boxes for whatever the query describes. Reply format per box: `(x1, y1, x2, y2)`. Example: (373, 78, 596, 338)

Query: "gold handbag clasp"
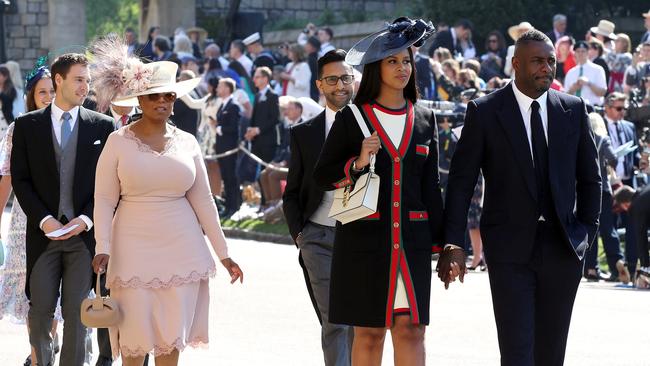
(342, 186, 350, 207)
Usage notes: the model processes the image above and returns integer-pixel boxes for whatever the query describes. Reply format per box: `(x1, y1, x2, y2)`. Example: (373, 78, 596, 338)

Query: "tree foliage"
(86, 0, 140, 41)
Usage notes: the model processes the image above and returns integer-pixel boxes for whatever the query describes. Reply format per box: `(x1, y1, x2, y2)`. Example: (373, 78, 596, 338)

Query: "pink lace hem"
(120, 337, 209, 358)
(108, 267, 216, 289)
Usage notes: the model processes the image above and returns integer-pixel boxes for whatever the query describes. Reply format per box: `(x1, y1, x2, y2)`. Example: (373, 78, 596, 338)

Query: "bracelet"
(352, 160, 364, 172)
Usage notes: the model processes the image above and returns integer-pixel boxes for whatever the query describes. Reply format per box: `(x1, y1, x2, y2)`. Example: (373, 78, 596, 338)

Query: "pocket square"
(93, 140, 101, 145)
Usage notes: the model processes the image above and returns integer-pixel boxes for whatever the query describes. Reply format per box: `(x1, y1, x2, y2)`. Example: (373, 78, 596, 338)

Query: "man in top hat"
(545, 14, 569, 45)
(564, 41, 607, 106)
(589, 20, 617, 55)
(11, 53, 115, 366)
(243, 32, 277, 75)
(441, 29, 601, 365)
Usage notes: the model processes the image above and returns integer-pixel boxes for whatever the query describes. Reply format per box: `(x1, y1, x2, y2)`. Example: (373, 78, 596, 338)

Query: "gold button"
(393, 202, 399, 207)
(394, 180, 400, 185)
(393, 244, 400, 249)
(394, 157, 400, 162)
(393, 222, 399, 228)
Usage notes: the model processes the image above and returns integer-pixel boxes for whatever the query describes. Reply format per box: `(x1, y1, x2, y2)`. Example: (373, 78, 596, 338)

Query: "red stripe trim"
(362, 212, 380, 220)
(415, 144, 429, 156)
(399, 254, 420, 324)
(408, 211, 428, 220)
(372, 102, 407, 115)
(364, 104, 399, 158)
(398, 102, 415, 157)
(432, 245, 443, 253)
(394, 308, 411, 314)
(385, 249, 400, 328)
(343, 156, 356, 182)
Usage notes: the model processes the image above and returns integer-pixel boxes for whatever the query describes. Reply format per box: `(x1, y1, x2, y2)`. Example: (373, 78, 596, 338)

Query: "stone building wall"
(196, 0, 397, 28)
(4, 0, 50, 71)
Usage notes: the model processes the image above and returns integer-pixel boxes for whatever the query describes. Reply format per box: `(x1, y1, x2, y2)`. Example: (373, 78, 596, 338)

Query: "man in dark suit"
(246, 66, 280, 165)
(427, 19, 472, 58)
(545, 14, 569, 46)
(603, 92, 642, 280)
(440, 30, 601, 366)
(613, 184, 650, 284)
(413, 45, 434, 100)
(11, 54, 115, 366)
(215, 77, 242, 218)
(283, 49, 354, 365)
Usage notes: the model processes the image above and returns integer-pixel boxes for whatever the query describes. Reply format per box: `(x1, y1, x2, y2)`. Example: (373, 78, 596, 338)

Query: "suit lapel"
(546, 90, 572, 193)
(37, 106, 60, 179)
(496, 84, 537, 201)
(74, 107, 92, 183)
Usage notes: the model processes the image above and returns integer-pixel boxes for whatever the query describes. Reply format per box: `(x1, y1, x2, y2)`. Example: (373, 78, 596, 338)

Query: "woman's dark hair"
(228, 60, 254, 91)
(207, 76, 220, 97)
(353, 47, 419, 106)
(0, 65, 17, 121)
(147, 26, 160, 41)
(484, 30, 506, 52)
(208, 57, 222, 71)
(26, 70, 52, 112)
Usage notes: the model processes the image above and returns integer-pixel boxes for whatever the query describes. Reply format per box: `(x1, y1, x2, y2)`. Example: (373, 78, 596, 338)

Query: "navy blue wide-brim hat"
(345, 17, 435, 66)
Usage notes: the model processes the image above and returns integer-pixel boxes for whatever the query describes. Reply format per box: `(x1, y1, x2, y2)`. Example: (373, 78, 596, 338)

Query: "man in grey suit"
(11, 53, 115, 366)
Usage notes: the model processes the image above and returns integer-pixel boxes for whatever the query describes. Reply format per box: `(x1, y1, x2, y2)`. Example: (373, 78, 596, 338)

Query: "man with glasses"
(283, 49, 354, 365)
(564, 41, 607, 106)
(604, 92, 642, 280)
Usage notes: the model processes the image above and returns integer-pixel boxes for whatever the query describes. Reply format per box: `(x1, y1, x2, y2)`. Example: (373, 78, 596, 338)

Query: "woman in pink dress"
(90, 38, 243, 366)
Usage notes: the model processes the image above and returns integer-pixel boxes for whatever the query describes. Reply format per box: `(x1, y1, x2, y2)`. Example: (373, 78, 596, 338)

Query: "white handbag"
(328, 104, 380, 224)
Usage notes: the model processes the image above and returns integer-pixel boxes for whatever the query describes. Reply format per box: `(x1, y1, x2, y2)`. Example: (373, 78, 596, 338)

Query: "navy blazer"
(445, 83, 602, 263)
(215, 98, 241, 153)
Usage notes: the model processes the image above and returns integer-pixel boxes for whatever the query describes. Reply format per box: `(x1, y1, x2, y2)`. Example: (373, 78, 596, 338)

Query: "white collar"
(221, 95, 233, 106)
(51, 100, 80, 123)
(511, 81, 548, 114)
(258, 85, 270, 96)
(325, 105, 338, 124)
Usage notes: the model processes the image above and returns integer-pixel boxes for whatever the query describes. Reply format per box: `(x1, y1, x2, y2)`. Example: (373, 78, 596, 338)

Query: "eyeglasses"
(613, 106, 627, 112)
(146, 92, 177, 102)
(319, 75, 354, 86)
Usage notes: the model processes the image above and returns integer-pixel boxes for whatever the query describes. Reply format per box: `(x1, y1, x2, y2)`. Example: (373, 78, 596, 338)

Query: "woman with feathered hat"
(313, 17, 445, 364)
(89, 36, 243, 366)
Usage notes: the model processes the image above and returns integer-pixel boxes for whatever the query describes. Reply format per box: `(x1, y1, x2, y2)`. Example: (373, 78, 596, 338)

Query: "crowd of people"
(0, 10, 647, 366)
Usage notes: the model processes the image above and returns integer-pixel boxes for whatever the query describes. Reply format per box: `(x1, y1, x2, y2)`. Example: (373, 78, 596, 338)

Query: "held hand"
(356, 132, 381, 169)
(221, 257, 244, 284)
(42, 218, 63, 236)
(92, 254, 110, 274)
(54, 217, 87, 241)
(436, 246, 467, 289)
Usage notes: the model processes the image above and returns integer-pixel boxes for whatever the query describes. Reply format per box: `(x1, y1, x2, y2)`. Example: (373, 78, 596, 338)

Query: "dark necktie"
(530, 101, 549, 215)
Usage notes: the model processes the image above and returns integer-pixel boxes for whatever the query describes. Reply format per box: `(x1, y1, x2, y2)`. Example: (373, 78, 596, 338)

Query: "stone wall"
(4, 0, 49, 71)
(196, 0, 396, 28)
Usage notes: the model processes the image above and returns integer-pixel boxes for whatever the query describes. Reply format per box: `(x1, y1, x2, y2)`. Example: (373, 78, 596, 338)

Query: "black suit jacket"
(215, 98, 241, 153)
(250, 88, 280, 148)
(445, 83, 601, 263)
(10, 105, 115, 298)
(428, 29, 461, 57)
(283, 111, 326, 241)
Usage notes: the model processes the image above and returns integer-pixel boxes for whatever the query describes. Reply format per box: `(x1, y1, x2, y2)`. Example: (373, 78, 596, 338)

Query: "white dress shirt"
(237, 54, 253, 76)
(563, 61, 607, 106)
(309, 106, 339, 227)
(40, 101, 93, 232)
(511, 81, 549, 158)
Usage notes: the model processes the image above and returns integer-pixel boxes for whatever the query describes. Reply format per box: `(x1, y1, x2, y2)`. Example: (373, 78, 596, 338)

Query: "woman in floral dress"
(0, 66, 61, 365)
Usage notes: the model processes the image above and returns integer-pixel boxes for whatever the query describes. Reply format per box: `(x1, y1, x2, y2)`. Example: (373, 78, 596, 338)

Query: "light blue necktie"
(61, 112, 72, 147)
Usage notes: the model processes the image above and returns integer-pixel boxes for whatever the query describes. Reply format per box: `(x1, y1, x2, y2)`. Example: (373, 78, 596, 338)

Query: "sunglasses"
(320, 75, 354, 86)
(613, 106, 627, 112)
(145, 92, 177, 102)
